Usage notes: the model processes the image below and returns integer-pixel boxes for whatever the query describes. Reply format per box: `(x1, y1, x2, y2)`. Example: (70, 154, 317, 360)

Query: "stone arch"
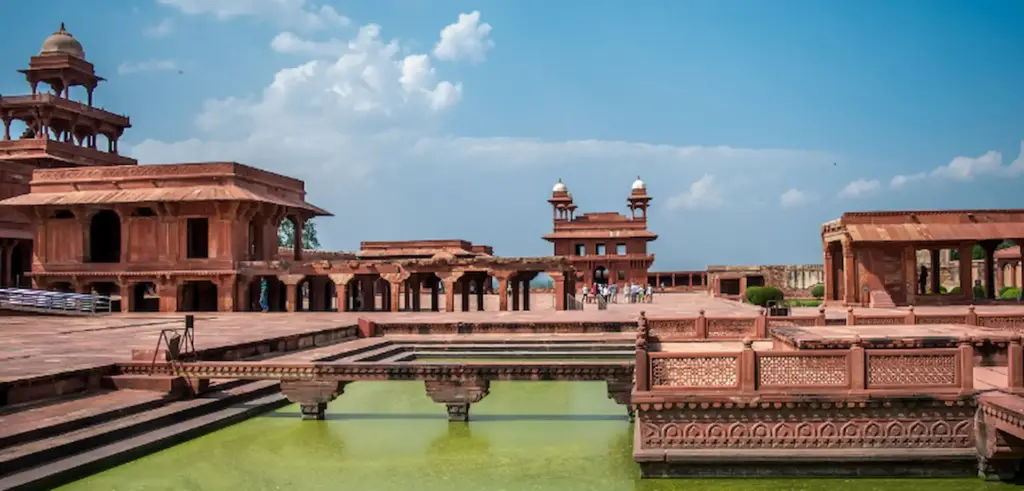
(88, 209, 121, 263)
(248, 275, 285, 312)
(593, 266, 609, 286)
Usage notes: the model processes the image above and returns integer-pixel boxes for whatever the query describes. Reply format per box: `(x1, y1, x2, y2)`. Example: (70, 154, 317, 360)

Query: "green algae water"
(59, 381, 1015, 491)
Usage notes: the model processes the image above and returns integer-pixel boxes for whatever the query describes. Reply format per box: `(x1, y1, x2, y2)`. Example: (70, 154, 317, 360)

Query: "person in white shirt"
(645, 284, 652, 303)
(582, 285, 589, 303)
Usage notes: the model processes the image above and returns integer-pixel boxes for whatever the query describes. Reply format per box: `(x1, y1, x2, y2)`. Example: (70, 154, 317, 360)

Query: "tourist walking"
(609, 283, 617, 303)
(582, 284, 589, 303)
(258, 277, 269, 312)
(645, 284, 653, 303)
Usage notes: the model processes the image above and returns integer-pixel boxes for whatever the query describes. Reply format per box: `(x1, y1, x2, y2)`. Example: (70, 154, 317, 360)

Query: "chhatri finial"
(59, 22, 66, 32)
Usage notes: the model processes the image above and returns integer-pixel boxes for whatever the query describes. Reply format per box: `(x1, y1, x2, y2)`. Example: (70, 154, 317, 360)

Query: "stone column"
(281, 380, 347, 420)
(982, 241, 998, 299)
(1, 242, 12, 288)
(424, 380, 490, 422)
(511, 278, 520, 311)
(430, 277, 440, 312)
(823, 248, 834, 304)
(493, 272, 511, 311)
(549, 271, 566, 311)
(292, 218, 303, 261)
(119, 281, 132, 313)
(329, 274, 353, 312)
(217, 275, 236, 312)
(958, 243, 974, 302)
(236, 277, 251, 312)
(475, 277, 485, 311)
(904, 245, 917, 305)
(411, 276, 422, 311)
(460, 277, 471, 312)
(997, 262, 1005, 291)
(842, 241, 856, 305)
(157, 278, 179, 313)
(438, 271, 463, 313)
(278, 274, 304, 312)
(382, 272, 408, 313)
(930, 249, 941, 294)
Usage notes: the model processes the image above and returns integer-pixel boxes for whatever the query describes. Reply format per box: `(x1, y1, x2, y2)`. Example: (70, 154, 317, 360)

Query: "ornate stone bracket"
(281, 380, 348, 420)
(606, 378, 635, 422)
(424, 379, 490, 422)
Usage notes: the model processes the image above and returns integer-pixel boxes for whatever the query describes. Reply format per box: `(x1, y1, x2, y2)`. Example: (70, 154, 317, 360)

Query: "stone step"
(870, 290, 897, 309)
(334, 344, 407, 362)
(0, 380, 280, 478)
(314, 339, 396, 362)
(403, 342, 633, 352)
(377, 351, 416, 363)
(411, 350, 635, 360)
(0, 391, 288, 491)
(385, 335, 633, 345)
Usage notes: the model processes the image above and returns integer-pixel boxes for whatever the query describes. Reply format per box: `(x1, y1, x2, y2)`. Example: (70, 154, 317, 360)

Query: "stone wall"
(708, 264, 824, 299)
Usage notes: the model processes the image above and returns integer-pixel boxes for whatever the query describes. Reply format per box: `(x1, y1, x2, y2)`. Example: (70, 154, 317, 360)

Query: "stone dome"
(552, 178, 568, 193)
(631, 176, 646, 190)
(40, 23, 85, 59)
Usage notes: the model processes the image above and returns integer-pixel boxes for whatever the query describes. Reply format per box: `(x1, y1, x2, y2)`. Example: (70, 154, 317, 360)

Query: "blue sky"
(2, 0, 1023, 270)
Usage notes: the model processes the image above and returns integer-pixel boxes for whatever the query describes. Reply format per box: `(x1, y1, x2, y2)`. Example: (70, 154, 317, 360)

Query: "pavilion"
(821, 209, 1024, 307)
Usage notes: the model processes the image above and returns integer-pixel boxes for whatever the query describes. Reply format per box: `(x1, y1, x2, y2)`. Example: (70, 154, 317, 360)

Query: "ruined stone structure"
(544, 177, 657, 288)
(705, 264, 824, 300)
(0, 24, 136, 288)
(822, 210, 1024, 307)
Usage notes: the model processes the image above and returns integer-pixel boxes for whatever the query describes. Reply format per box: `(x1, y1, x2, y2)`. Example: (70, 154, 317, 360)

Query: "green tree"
(278, 218, 321, 250)
(950, 240, 1016, 260)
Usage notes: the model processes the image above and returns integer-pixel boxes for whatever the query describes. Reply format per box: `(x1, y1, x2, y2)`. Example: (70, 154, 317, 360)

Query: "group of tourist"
(581, 282, 653, 304)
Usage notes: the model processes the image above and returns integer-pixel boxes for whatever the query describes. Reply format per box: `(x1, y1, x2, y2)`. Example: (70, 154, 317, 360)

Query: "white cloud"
(158, 0, 349, 31)
(889, 172, 926, 188)
(129, 11, 830, 227)
(144, 18, 175, 38)
(270, 32, 345, 57)
(664, 174, 723, 211)
(433, 11, 494, 62)
(779, 188, 813, 208)
(118, 59, 181, 75)
(890, 142, 1024, 188)
(838, 178, 880, 198)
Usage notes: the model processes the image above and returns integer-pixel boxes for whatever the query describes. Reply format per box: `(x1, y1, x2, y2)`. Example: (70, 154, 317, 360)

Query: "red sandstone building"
(821, 210, 1024, 307)
(0, 24, 136, 288)
(544, 177, 657, 287)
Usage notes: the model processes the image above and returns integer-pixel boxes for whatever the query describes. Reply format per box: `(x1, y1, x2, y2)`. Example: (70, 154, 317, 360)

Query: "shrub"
(973, 285, 986, 298)
(810, 283, 824, 299)
(1000, 286, 1014, 297)
(1000, 287, 1021, 300)
(948, 286, 961, 295)
(745, 286, 784, 307)
(937, 285, 947, 294)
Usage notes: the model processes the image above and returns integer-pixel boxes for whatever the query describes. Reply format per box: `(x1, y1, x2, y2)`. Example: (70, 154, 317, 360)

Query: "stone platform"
(771, 323, 1013, 350)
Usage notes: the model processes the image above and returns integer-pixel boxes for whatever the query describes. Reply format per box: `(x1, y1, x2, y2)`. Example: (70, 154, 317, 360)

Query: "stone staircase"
(869, 290, 897, 309)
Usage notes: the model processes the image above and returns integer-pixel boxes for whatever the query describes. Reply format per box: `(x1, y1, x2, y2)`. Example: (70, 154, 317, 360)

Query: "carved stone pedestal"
(281, 380, 347, 421)
(606, 379, 634, 422)
(424, 379, 490, 422)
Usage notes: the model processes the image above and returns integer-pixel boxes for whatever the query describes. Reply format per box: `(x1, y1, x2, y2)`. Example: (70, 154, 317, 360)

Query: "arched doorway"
(248, 276, 285, 312)
(88, 210, 121, 263)
(593, 266, 609, 286)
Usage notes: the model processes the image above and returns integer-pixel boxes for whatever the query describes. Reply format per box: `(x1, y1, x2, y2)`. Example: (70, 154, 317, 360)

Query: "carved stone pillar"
(328, 274, 353, 312)
(119, 280, 132, 313)
(959, 243, 974, 302)
(278, 274, 304, 312)
(475, 277, 484, 311)
(437, 271, 463, 313)
(511, 277, 520, 311)
(605, 379, 634, 422)
(382, 272, 409, 313)
(281, 380, 347, 420)
(549, 271, 566, 311)
(842, 241, 856, 305)
(904, 245, 917, 305)
(424, 379, 490, 422)
(157, 278, 178, 313)
(982, 240, 998, 299)
(823, 248, 834, 304)
(430, 276, 440, 312)
(292, 217, 303, 261)
(217, 275, 236, 312)
(930, 248, 941, 294)
(236, 276, 252, 312)
(411, 276, 422, 311)
(493, 271, 511, 311)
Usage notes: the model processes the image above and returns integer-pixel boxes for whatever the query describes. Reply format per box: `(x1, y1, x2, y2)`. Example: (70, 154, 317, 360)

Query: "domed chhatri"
(40, 23, 85, 59)
(632, 176, 646, 190)
(552, 178, 568, 193)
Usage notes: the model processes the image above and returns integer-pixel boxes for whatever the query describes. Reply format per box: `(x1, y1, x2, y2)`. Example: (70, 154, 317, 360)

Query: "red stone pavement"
(2, 292, 1023, 383)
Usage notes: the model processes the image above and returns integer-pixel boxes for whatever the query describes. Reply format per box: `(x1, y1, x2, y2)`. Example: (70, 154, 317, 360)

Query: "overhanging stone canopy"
(821, 210, 1024, 307)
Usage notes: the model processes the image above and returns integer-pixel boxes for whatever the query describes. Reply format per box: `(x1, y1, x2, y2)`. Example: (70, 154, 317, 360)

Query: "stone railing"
(646, 306, 1024, 342)
(635, 338, 976, 396)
